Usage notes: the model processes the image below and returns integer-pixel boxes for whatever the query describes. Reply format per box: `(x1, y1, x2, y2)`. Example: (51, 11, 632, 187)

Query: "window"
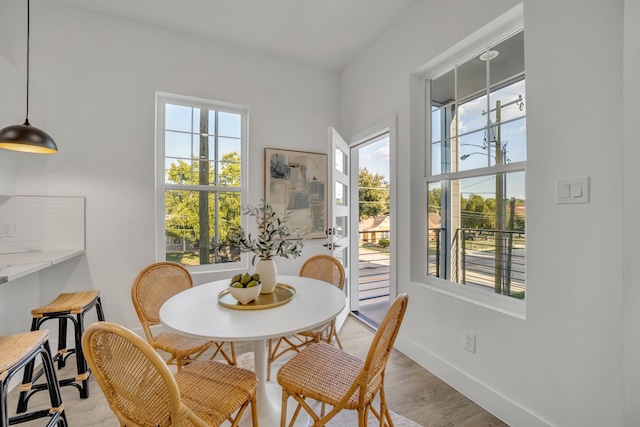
(426, 30, 525, 299)
(156, 93, 247, 269)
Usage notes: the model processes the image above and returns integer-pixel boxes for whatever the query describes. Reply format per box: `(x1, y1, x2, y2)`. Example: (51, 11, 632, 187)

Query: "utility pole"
(494, 100, 504, 294)
(199, 109, 209, 265)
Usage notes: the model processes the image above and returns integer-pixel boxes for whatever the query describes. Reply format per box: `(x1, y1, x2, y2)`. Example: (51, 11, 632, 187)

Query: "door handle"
(323, 243, 342, 250)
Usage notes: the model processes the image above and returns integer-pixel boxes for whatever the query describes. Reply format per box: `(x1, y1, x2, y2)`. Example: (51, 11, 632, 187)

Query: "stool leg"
(18, 295, 104, 413)
(16, 317, 41, 414)
(9, 339, 67, 427)
(57, 317, 68, 370)
(95, 297, 105, 321)
(1, 374, 10, 427)
(39, 340, 68, 427)
(73, 312, 90, 398)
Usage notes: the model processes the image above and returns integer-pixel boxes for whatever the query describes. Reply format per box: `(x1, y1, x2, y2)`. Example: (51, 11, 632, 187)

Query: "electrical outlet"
(463, 331, 476, 353)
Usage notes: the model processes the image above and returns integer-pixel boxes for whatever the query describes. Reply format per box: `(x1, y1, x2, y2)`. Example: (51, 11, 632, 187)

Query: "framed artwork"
(265, 148, 328, 239)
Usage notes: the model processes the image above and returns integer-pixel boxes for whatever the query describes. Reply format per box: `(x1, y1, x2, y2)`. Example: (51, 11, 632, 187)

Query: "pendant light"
(0, 0, 57, 154)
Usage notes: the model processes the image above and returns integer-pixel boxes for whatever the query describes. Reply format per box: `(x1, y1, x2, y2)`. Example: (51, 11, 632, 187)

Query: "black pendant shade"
(0, 121, 57, 154)
(0, 0, 57, 154)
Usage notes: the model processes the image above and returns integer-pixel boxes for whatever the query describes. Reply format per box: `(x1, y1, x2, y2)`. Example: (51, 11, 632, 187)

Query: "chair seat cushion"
(277, 342, 364, 409)
(153, 332, 211, 354)
(175, 360, 257, 425)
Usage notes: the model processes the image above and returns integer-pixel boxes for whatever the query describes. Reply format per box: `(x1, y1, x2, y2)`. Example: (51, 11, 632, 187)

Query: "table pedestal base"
(239, 339, 309, 426)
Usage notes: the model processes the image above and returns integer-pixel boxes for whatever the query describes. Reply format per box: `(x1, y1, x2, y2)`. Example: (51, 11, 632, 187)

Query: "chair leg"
(331, 329, 343, 349)
(379, 386, 393, 427)
(250, 394, 258, 427)
(229, 400, 251, 427)
(229, 342, 237, 366)
(209, 341, 237, 365)
(280, 390, 289, 427)
(324, 321, 342, 349)
(358, 407, 369, 427)
(267, 339, 274, 381)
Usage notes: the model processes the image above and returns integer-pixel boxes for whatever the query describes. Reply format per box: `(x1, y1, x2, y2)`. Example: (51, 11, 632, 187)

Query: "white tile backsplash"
(0, 196, 85, 253)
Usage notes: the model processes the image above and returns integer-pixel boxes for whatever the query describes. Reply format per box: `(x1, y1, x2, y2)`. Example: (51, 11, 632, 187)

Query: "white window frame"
(410, 5, 526, 318)
(155, 91, 249, 273)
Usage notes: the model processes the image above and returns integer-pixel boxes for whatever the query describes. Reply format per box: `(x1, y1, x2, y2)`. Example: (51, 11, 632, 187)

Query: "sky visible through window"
(360, 137, 390, 182)
(164, 104, 242, 184)
(457, 78, 526, 200)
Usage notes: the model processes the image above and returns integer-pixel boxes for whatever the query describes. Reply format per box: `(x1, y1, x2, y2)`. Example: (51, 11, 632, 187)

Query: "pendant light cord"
(0, 0, 58, 153)
(24, 0, 31, 125)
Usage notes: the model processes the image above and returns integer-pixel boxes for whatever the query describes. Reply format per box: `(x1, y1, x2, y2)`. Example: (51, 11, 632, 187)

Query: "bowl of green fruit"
(228, 272, 262, 304)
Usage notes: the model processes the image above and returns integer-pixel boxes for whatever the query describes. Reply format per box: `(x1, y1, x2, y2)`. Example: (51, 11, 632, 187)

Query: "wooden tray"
(218, 283, 295, 310)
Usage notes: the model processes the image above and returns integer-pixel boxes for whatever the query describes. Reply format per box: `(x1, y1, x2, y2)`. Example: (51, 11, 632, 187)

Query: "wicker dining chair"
(82, 321, 257, 427)
(277, 293, 409, 427)
(267, 254, 345, 380)
(131, 262, 236, 371)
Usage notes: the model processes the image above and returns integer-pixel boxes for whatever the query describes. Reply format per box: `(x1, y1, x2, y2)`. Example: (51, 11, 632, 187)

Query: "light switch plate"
(556, 177, 589, 204)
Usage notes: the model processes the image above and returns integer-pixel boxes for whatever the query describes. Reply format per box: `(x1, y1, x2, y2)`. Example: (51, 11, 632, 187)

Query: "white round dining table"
(159, 274, 346, 426)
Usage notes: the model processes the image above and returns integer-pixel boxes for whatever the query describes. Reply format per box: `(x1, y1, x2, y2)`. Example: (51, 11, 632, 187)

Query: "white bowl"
(229, 283, 262, 304)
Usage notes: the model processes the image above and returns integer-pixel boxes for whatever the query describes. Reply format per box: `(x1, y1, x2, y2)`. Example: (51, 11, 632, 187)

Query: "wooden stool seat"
(17, 290, 105, 414)
(0, 331, 47, 376)
(31, 291, 101, 316)
(0, 330, 67, 427)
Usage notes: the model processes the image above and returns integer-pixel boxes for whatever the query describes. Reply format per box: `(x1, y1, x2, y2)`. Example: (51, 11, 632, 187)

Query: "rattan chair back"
(276, 293, 409, 426)
(267, 255, 346, 381)
(132, 262, 192, 334)
(131, 262, 237, 370)
(82, 321, 258, 427)
(299, 254, 345, 290)
(82, 321, 192, 426)
(360, 292, 408, 401)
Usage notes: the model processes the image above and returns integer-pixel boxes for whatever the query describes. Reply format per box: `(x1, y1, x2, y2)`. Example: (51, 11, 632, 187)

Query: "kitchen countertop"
(0, 250, 86, 284)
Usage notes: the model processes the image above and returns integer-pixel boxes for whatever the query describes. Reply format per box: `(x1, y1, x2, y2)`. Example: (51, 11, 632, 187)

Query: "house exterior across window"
(359, 215, 391, 244)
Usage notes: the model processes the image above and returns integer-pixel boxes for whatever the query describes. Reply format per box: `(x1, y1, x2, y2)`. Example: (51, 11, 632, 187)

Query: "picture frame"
(265, 148, 328, 239)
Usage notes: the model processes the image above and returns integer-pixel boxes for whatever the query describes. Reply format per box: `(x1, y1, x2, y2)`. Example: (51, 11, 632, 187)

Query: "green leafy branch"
(214, 200, 305, 265)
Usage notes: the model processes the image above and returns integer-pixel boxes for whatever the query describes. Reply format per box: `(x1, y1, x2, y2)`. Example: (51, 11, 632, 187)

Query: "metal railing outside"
(459, 228, 525, 297)
(429, 228, 525, 299)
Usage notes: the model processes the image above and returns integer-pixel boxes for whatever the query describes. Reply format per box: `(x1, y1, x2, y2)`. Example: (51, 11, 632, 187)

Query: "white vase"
(255, 258, 277, 294)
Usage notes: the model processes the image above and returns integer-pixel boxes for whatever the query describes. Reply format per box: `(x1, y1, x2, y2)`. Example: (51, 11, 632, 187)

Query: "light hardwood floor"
(6, 316, 507, 426)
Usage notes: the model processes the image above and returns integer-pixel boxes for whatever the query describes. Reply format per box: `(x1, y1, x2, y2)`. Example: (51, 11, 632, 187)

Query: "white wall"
(1, 0, 636, 425)
(623, 0, 640, 425)
(342, 0, 627, 426)
(0, 0, 339, 334)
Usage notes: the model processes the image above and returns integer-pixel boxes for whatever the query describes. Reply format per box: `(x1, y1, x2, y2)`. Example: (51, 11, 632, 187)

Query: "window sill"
(420, 276, 526, 319)
(187, 260, 249, 274)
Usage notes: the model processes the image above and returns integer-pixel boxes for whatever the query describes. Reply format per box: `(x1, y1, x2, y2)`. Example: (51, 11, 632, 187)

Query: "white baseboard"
(395, 335, 553, 427)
